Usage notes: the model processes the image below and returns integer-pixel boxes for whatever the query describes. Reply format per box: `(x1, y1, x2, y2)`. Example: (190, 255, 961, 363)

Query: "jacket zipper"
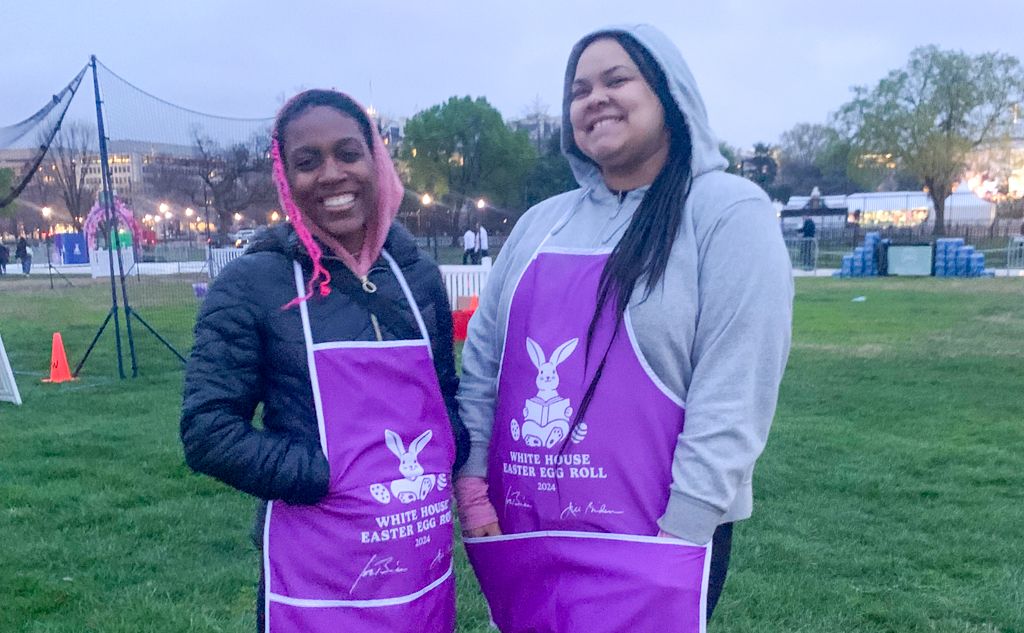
(359, 273, 383, 342)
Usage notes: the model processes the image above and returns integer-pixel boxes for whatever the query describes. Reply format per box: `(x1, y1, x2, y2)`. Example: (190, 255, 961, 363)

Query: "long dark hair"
(567, 32, 694, 436)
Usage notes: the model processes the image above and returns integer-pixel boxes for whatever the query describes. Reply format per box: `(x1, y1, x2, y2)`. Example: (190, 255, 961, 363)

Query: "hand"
(465, 522, 502, 538)
(455, 476, 501, 536)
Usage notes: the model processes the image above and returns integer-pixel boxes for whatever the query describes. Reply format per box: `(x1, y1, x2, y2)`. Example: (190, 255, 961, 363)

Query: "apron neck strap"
(292, 255, 434, 357)
(381, 249, 433, 354)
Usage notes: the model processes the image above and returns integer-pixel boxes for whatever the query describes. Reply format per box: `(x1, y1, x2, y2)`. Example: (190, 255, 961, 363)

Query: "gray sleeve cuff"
(658, 491, 724, 545)
(459, 439, 490, 478)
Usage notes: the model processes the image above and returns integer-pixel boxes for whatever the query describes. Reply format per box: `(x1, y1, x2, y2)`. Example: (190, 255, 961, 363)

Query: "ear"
(551, 338, 579, 366)
(410, 430, 433, 456)
(385, 430, 405, 457)
(526, 337, 545, 368)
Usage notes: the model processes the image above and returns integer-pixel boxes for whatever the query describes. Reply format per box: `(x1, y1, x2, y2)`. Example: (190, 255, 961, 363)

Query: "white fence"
(1007, 237, 1024, 271)
(784, 237, 818, 271)
(439, 259, 491, 307)
(210, 248, 244, 278)
(206, 247, 492, 307)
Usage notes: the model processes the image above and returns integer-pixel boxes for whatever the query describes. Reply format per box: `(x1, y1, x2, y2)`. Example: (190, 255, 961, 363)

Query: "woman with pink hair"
(181, 89, 468, 633)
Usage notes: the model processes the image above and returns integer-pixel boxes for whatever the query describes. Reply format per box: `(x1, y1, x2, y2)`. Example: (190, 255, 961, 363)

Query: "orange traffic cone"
(42, 332, 74, 383)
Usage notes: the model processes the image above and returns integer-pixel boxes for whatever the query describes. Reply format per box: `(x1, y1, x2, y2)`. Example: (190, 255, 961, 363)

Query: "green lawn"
(1, 275, 1022, 632)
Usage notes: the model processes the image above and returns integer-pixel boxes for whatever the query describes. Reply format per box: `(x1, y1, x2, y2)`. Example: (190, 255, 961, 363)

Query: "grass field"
(1, 274, 1022, 632)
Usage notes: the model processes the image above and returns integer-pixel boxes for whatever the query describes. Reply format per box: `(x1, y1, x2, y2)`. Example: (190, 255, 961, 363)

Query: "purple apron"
(263, 254, 456, 632)
(465, 237, 711, 633)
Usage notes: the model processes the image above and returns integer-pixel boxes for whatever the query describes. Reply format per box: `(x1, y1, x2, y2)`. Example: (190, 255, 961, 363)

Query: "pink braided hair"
(271, 136, 332, 307)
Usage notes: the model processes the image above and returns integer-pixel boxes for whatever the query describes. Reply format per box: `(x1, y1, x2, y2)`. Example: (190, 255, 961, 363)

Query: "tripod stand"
(43, 236, 74, 290)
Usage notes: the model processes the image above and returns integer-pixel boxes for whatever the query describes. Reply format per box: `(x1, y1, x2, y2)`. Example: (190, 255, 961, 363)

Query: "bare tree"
(49, 121, 97, 231)
(193, 130, 275, 237)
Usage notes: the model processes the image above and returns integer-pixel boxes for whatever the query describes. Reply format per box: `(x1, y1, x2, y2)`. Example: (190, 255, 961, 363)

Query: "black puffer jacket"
(180, 222, 469, 506)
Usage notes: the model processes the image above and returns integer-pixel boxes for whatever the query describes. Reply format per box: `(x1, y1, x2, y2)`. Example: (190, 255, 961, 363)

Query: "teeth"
(592, 118, 619, 132)
(323, 194, 355, 209)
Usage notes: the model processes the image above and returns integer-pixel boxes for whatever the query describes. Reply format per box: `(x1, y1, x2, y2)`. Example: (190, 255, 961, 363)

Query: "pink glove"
(454, 476, 499, 532)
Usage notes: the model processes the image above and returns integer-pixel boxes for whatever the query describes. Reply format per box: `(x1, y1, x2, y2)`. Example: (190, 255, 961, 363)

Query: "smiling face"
(569, 38, 670, 189)
(282, 106, 378, 253)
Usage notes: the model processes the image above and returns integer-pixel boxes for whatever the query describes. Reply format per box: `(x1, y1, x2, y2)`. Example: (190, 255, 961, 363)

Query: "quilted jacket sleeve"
(180, 257, 330, 504)
(426, 266, 471, 473)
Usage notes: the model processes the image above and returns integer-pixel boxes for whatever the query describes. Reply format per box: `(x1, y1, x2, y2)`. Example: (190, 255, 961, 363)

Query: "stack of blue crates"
(935, 239, 990, 277)
(839, 232, 881, 278)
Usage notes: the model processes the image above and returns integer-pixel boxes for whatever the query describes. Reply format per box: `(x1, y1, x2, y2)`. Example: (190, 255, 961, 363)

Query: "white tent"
(785, 186, 996, 228)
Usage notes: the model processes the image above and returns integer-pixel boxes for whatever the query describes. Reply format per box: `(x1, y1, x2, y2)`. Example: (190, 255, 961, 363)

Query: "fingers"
(465, 522, 502, 538)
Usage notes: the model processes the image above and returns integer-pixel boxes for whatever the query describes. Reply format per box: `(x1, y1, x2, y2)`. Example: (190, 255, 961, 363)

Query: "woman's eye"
(571, 86, 589, 101)
(292, 153, 321, 172)
(608, 76, 628, 87)
(338, 150, 363, 164)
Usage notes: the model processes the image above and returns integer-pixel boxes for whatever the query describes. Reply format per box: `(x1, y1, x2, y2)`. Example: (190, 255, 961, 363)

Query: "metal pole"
(92, 55, 139, 377)
(90, 55, 125, 380)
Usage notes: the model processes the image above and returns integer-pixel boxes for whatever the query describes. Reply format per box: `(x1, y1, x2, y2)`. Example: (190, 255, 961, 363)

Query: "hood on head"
(560, 24, 728, 190)
(271, 90, 405, 287)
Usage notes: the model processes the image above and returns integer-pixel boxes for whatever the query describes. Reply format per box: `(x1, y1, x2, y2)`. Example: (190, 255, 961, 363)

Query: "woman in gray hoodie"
(455, 25, 792, 632)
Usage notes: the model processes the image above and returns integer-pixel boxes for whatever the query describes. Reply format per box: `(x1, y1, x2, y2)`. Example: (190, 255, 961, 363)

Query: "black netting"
(0, 65, 88, 207)
(91, 60, 275, 317)
(2, 58, 282, 376)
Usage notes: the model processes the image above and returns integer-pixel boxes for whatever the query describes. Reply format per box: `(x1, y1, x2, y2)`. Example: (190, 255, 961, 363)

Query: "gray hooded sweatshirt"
(457, 24, 793, 545)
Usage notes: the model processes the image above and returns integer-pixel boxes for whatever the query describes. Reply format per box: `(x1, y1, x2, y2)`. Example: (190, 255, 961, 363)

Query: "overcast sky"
(3, 0, 1023, 148)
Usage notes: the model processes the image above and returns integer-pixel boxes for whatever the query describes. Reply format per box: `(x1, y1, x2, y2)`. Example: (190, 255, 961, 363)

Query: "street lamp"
(420, 193, 438, 259)
(41, 207, 53, 254)
(476, 198, 486, 210)
(270, 210, 281, 223)
(185, 207, 195, 243)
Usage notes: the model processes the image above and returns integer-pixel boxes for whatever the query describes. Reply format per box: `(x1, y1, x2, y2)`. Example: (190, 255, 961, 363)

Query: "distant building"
(367, 106, 406, 157)
(0, 148, 38, 177)
(510, 114, 561, 152)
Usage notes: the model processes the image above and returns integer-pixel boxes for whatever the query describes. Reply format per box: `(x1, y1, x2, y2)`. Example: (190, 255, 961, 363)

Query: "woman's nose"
(320, 157, 346, 182)
(586, 88, 611, 109)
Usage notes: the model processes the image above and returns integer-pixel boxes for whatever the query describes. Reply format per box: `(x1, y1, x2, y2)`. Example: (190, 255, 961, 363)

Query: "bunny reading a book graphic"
(509, 337, 586, 449)
(370, 430, 448, 504)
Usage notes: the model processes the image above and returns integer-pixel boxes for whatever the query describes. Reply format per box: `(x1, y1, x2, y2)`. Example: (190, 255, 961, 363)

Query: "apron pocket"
(465, 531, 710, 633)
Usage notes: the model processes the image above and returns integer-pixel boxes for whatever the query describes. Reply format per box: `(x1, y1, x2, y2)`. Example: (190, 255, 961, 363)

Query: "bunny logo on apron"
(509, 337, 588, 448)
(369, 430, 449, 505)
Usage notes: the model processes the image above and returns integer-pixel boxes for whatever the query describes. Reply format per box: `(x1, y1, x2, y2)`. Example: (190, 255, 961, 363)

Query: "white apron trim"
(623, 309, 686, 408)
(293, 262, 329, 457)
(382, 249, 433, 356)
(537, 245, 614, 256)
(698, 537, 712, 633)
(266, 562, 453, 609)
(465, 529, 709, 549)
(312, 339, 430, 352)
(494, 205, 578, 386)
(264, 499, 274, 630)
